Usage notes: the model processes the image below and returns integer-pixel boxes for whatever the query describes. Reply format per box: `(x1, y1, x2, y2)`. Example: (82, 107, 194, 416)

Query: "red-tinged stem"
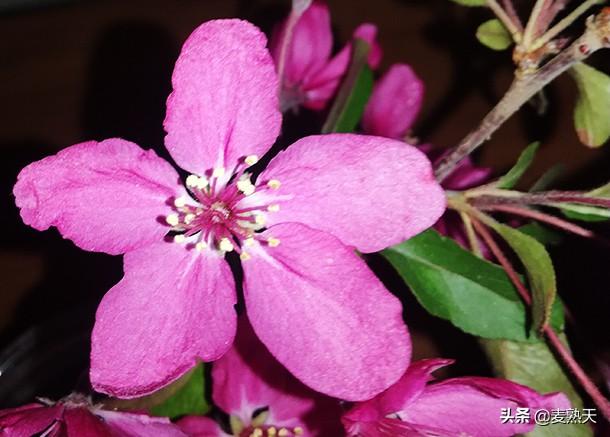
(479, 204, 595, 238)
(276, 5, 305, 95)
(502, 0, 524, 32)
(471, 217, 610, 420)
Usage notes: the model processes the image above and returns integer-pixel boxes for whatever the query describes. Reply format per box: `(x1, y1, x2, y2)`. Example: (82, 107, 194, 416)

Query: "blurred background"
(1, 0, 609, 408)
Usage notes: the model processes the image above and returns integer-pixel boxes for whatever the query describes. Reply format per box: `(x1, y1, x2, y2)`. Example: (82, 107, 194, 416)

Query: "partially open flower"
(342, 358, 570, 437)
(178, 319, 343, 437)
(0, 394, 185, 436)
(270, 0, 382, 111)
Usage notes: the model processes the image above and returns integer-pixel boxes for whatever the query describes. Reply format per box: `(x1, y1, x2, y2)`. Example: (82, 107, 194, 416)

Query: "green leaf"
(150, 364, 209, 419)
(476, 19, 513, 50)
(496, 142, 539, 189)
(322, 39, 373, 133)
(382, 230, 563, 342)
(560, 182, 610, 222)
(571, 62, 610, 147)
(487, 222, 557, 334)
(450, 0, 487, 6)
(518, 223, 563, 246)
(482, 338, 592, 437)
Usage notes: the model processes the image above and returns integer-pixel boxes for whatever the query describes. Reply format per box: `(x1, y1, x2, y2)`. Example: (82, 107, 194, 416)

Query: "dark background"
(1, 0, 609, 407)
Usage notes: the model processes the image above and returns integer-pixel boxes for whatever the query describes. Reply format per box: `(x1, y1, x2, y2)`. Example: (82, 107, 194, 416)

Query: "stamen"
(268, 427, 277, 436)
(245, 155, 259, 166)
(244, 237, 255, 247)
(185, 174, 199, 187)
(255, 214, 266, 225)
(212, 167, 225, 178)
(219, 238, 235, 252)
(173, 234, 186, 243)
(267, 204, 280, 212)
(240, 251, 251, 261)
(267, 237, 280, 247)
(237, 178, 256, 196)
(278, 429, 289, 437)
(267, 179, 281, 190)
(184, 213, 196, 224)
(174, 196, 187, 208)
(294, 427, 303, 435)
(166, 214, 180, 226)
(195, 241, 207, 251)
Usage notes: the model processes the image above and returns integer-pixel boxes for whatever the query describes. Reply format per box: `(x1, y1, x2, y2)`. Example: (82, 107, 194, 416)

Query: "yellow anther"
(268, 427, 277, 436)
(244, 237, 256, 247)
(219, 238, 234, 252)
(237, 179, 256, 196)
(212, 167, 225, 178)
(195, 241, 207, 251)
(173, 234, 186, 243)
(184, 213, 196, 224)
(267, 179, 281, 190)
(174, 196, 187, 208)
(166, 214, 180, 226)
(278, 428, 289, 437)
(229, 415, 244, 435)
(251, 429, 263, 437)
(245, 155, 259, 166)
(196, 177, 209, 190)
(294, 427, 303, 435)
(267, 237, 280, 247)
(255, 214, 266, 225)
(240, 251, 251, 261)
(186, 174, 199, 187)
(267, 204, 280, 212)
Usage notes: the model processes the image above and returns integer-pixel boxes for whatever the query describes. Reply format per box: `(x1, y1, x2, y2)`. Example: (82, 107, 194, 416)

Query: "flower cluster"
(3, 1, 580, 436)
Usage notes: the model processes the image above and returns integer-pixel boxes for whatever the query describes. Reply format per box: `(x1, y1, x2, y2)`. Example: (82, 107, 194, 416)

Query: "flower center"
(164, 155, 283, 258)
(239, 425, 304, 437)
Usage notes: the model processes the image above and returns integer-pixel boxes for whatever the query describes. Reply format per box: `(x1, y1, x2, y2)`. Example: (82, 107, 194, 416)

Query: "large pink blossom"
(271, 0, 382, 111)
(178, 319, 344, 437)
(0, 394, 185, 436)
(342, 358, 570, 437)
(13, 20, 445, 401)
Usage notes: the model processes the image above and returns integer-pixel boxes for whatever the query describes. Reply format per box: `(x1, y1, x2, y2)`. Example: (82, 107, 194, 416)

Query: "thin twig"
(434, 13, 610, 182)
(471, 217, 610, 420)
(486, 0, 523, 41)
(479, 204, 595, 238)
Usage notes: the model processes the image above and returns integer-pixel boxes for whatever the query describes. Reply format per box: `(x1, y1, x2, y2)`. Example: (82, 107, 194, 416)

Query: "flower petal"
(362, 64, 424, 139)
(272, 0, 332, 89)
(13, 139, 182, 255)
(260, 134, 446, 253)
(64, 408, 110, 437)
(90, 241, 237, 398)
(176, 416, 227, 437)
(97, 410, 188, 437)
(242, 223, 411, 401)
(0, 404, 61, 437)
(164, 19, 281, 175)
(212, 317, 343, 435)
(399, 377, 571, 437)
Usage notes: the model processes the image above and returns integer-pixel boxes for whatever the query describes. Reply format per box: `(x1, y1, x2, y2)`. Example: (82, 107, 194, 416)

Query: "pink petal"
(0, 404, 61, 437)
(177, 416, 227, 437)
(399, 377, 570, 437)
(303, 23, 381, 110)
(272, 0, 333, 89)
(64, 408, 110, 437)
(164, 19, 281, 175)
(362, 64, 424, 139)
(212, 318, 343, 435)
(90, 241, 237, 398)
(242, 223, 411, 401)
(260, 134, 446, 253)
(97, 410, 188, 436)
(13, 139, 182, 255)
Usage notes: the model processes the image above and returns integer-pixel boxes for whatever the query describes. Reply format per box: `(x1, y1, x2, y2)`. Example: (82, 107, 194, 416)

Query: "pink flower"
(178, 319, 344, 437)
(271, 0, 382, 111)
(342, 358, 570, 437)
(0, 394, 185, 436)
(13, 20, 445, 401)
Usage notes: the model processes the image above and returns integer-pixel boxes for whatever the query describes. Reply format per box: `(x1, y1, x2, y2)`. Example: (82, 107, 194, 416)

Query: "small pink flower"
(13, 20, 445, 401)
(178, 319, 344, 437)
(0, 394, 185, 436)
(271, 0, 382, 111)
(342, 358, 570, 437)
